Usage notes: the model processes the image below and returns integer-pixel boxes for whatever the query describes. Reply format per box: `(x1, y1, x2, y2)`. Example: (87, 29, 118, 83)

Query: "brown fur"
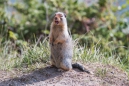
(49, 12, 73, 71)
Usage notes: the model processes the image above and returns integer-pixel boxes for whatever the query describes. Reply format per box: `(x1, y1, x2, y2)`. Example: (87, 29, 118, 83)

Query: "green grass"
(0, 34, 129, 75)
(0, 39, 50, 70)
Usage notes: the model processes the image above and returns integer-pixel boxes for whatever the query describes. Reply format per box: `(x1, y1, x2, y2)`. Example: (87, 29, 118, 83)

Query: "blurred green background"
(0, 0, 129, 71)
(0, 0, 129, 43)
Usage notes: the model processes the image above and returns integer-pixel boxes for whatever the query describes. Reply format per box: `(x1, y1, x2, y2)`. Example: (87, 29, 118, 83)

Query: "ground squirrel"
(49, 12, 90, 73)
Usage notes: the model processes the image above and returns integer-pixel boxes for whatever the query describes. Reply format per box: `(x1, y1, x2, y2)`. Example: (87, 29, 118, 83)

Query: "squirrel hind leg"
(58, 69, 65, 72)
(60, 59, 72, 71)
(50, 55, 56, 66)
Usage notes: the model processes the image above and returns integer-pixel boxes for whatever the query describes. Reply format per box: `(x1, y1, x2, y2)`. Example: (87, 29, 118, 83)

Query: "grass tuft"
(0, 34, 128, 76)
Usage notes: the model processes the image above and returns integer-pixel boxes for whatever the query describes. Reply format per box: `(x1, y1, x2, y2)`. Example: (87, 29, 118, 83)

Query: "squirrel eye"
(64, 13, 66, 18)
(60, 17, 62, 20)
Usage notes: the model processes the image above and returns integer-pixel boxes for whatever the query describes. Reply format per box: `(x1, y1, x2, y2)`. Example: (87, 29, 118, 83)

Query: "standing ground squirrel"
(49, 12, 90, 73)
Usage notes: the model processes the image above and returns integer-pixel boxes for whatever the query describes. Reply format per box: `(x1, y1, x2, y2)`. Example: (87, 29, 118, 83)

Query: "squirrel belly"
(50, 37, 73, 70)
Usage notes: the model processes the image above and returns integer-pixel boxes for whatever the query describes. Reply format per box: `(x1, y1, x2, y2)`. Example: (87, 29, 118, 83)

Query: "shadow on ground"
(0, 63, 129, 86)
(0, 67, 64, 86)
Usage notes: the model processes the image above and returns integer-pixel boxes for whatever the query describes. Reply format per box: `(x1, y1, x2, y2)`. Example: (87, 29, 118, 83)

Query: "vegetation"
(0, 0, 129, 75)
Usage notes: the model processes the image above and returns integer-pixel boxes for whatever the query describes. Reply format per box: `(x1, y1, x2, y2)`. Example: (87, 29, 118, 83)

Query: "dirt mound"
(0, 63, 129, 86)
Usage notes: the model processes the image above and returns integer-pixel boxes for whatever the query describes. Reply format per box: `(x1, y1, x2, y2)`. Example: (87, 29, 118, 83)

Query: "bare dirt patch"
(0, 63, 129, 86)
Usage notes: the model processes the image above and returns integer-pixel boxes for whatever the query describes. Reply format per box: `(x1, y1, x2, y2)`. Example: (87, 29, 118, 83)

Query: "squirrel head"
(52, 12, 67, 26)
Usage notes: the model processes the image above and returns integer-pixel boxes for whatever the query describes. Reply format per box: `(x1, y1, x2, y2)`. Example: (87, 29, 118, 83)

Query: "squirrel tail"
(72, 63, 90, 74)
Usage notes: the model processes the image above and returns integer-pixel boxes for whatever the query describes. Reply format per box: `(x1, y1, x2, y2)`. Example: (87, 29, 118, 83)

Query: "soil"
(0, 63, 129, 86)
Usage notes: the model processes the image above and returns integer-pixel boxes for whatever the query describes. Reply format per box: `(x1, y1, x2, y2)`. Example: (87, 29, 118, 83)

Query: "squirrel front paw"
(53, 40, 58, 45)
